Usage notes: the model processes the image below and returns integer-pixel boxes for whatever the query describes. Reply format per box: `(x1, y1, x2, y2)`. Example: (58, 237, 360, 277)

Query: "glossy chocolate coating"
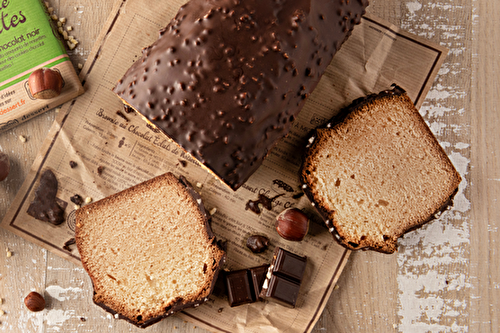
(27, 169, 65, 225)
(113, 0, 368, 190)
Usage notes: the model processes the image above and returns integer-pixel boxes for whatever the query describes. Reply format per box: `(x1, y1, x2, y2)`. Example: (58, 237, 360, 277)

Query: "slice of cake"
(75, 173, 225, 328)
(113, 0, 369, 190)
(300, 86, 461, 253)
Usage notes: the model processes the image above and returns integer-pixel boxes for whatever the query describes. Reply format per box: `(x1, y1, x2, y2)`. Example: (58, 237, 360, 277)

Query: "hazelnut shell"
(275, 208, 309, 242)
(24, 291, 46, 312)
(28, 68, 63, 99)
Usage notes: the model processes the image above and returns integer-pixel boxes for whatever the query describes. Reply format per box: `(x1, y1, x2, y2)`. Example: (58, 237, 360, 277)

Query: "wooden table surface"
(0, 0, 498, 332)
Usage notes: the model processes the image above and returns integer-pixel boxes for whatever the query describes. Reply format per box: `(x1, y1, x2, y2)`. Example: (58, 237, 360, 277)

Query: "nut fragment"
(18, 135, 27, 143)
(24, 291, 46, 312)
(28, 68, 63, 99)
(85, 197, 92, 204)
(275, 208, 309, 242)
(0, 151, 9, 181)
(246, 235, 269, 253)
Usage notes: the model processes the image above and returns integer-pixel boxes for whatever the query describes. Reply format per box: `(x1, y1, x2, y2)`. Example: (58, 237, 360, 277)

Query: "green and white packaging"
(0, 0, 83, 132)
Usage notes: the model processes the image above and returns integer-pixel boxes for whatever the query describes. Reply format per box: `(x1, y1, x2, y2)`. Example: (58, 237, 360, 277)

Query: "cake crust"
(300, 86, 462, 253)
(75, 173, 225, 328)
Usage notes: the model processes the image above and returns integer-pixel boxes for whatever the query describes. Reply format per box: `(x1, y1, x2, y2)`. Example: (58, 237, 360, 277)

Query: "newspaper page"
(1, 0, 448, 331)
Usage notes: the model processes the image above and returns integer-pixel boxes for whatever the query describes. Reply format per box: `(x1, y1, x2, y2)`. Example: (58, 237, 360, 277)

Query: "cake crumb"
(85, 197, 92, 204)
(196, 182, 203, 188)
(74, 204, 80, 210)
(0, 310, 4, 316)
(67, 25, 73, 31)
(6, 251, 12, 258)
(18, 135, 26, 143)
(209, 207, 217, 215)
(78, 63, 83, 69)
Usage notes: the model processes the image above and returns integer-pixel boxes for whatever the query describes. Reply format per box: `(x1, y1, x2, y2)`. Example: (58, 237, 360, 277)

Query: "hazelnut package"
(0, 0, 83, 132)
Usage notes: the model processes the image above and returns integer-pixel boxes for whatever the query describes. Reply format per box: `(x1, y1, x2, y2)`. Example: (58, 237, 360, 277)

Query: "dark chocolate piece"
(97, 166, 104, 175)
(260, 247, 307, 308)
(226, 270, 254, 307)
(225, 264, 269, 307)
(69, 160, 77, 168)
(272, 247, 307, 282)
(27, 169, 65, 225)
(246, 235, 269, 253)
(249, 265, 269, 302)
(266, 275, 301, 307)
(113, 0, 369, 190)
(70, 194, 83, 206)
(0, 150, 9, 181)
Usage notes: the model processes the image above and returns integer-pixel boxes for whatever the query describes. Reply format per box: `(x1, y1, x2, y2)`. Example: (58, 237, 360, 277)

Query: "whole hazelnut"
(24, 291, 46, 312)
(0, 151, 9, 181)
(246, 235, 269, 253)
(28, 68, 63, 99)
(275, 208, 309, 242)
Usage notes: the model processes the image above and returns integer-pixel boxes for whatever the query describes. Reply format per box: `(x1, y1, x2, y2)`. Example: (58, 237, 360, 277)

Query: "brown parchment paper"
(1, 0, 448, 332)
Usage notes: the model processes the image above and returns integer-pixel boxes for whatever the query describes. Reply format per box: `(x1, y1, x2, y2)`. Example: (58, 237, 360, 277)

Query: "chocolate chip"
(246, 235, 269, 253)
(69, 161, 77, 168)
(70, 194, 83, 206)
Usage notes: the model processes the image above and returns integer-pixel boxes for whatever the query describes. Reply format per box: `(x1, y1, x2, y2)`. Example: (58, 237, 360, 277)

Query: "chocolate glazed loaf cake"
(113, 0, 369, 190)
(300, 86, 462, 253)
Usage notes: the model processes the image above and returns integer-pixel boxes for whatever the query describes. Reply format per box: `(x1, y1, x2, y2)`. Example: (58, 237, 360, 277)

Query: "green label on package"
(0, 0, 66, 89)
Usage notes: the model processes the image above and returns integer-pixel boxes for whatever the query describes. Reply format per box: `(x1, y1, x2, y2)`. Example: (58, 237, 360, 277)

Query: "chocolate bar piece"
(225, 264, 269, 307)
(27, 169, 65, 225)
(260, 247, 307, 308)
(113, 0, 369, 190)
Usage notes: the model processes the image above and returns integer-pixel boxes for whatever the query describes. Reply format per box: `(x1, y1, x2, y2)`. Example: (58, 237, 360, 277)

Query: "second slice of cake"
(300, 86, 461, 253)
(75, 172, 225, 327)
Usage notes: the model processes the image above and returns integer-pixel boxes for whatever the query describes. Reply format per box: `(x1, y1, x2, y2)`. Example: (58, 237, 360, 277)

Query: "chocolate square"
(266, 275, 301, 307)
(259, 247, 307, 308)
(226, 270, 254, 307)
(225, 264, 269, 307)
(249, 265, 269, 301)
(272, 247, 307, 282)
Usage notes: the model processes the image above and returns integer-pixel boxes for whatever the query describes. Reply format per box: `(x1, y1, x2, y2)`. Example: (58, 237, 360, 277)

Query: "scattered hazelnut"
(66, 25, 73, 31)
(275, 208, 309, 242)
(28, 68, 63, 99)
(0, 151, 10, 181)
(246, 235, 269, 253)
(24, 291, 45, 312)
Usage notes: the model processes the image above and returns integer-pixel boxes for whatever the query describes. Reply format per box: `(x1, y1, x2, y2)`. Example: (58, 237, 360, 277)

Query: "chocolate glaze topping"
(114, 0, 369, 190)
